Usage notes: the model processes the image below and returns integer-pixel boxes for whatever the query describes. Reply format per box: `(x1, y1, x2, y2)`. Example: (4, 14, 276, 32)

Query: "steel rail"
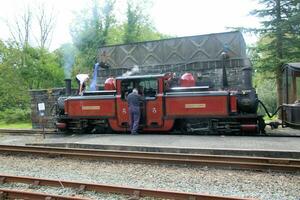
(0, 188, 87, 200)
(0, 174, 256, 200)
(0, 129, 55, 135)
(0, 145, 299, 172)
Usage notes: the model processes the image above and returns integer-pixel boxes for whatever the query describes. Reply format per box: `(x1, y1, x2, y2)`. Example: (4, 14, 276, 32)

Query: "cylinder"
(242, 67, 252, 89)
(240, 124, 257, 132)
(65, 79, 72, 96)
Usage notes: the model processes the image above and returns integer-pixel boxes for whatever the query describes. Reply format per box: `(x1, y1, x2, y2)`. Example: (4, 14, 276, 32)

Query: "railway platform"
(0, 127, 300, 158)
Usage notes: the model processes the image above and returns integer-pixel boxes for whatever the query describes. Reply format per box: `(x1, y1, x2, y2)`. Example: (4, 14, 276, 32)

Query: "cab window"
(121, 78, 158, 100)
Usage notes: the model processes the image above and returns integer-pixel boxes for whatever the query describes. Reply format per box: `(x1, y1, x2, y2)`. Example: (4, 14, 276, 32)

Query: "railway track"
(0, 188, 87, 200)
(0, 128, 55, 135)
(0, 174, 255, 200)
(1, 128, 300, 137)
(0, 145, 299, 172)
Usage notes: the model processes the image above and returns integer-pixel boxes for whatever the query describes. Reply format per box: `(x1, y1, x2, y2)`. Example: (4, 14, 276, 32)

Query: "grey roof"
(288, 63, 300, 68)
(99, 31, 247, 68)
(284, 63, 300, 71)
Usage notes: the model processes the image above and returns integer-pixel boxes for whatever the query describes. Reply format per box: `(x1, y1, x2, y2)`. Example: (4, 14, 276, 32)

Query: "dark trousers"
(129, 106, 140, 134)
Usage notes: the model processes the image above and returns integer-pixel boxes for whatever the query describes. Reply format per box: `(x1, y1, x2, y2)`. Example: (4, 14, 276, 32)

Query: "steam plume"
(122, 65, 140, 76)
(61, 44, 75, 78)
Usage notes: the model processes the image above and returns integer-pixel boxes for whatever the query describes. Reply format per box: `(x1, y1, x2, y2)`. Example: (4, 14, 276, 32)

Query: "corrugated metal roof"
(99, 31, 247, 68)
(283, 63, 300, 72)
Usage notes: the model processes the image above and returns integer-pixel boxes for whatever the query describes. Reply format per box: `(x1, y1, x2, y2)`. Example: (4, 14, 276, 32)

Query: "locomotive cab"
(282, 63, 300, 128)
(113, 75, 167, 131)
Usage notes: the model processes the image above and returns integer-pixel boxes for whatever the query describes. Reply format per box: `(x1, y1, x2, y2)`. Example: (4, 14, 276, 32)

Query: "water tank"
(180, 73, 196, 87)
(104, 77, 116, 90)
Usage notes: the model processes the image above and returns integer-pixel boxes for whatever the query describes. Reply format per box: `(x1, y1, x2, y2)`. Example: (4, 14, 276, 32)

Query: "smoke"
(61, 44, 75, 78)
(122, 65, 140, 76)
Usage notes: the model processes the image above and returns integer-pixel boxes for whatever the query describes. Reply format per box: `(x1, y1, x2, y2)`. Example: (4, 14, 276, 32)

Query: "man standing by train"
(127, 88, 144, 135)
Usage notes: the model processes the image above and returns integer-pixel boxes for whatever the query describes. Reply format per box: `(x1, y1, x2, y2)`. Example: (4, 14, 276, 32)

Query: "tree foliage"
(0, 0, 168, 123)
(71, 0, 116, 70)
(250, 0, 300, 106)
(71, 0, 167, 72)
(0, 40, 64, 113)
(0, 41, 27, 111)
(123, 0, 164, 43)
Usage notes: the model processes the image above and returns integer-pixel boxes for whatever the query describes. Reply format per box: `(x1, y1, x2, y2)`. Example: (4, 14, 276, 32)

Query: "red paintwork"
(180, 73, 196, 87)
(62, 75, 257, 133)
(143, 119, 174, 132)
(56, 122, 66, 129)
(230, 95, 237, 113)
(145, 95, 163, 127)
(240, 124, 257, 132)
(109, 78, 167, 132)
(65, 99, 115, 117)
(108, 119, 127, 132)
(104, 78, 116, 90)
(165, 95, 228, 117)
(116, 95, 130, 127)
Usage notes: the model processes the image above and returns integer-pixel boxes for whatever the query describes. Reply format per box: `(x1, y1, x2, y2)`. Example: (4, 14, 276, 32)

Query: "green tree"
(0, 39, 64, 107)
(123, 0, 166, 43)
(0, 40, 29, 111)
(18, 46, 64, 89)
(71, 0, 116, 71)
(250, 0, 300, 106)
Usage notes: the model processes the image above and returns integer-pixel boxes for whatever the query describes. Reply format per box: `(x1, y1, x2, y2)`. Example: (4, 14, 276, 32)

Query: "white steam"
(61, 44, 75, 78)
(122, 65, 140, 76)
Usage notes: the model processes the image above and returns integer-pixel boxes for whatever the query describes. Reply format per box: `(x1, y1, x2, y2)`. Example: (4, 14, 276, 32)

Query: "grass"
(263, 115, 279, 123)
(0, 121, 32, 129)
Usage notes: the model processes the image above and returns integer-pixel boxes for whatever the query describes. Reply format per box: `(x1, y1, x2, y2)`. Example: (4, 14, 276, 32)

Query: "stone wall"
(30, 88, 76, 129)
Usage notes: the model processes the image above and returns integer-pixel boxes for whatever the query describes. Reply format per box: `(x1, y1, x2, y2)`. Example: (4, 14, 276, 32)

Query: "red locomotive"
(56, 67, 268, 134)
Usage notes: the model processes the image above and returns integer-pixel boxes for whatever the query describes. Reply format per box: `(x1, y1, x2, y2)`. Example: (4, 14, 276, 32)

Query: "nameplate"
(82, 106, 101, 110)
(185, 104, 206, 108)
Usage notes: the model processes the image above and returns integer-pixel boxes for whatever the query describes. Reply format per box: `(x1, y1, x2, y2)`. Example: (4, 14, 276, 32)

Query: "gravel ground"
(0, 155, 299, 200)
(0, 183, 139, 200)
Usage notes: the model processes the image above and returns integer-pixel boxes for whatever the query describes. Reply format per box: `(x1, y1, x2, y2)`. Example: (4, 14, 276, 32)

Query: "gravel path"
(0, 154, 299, 200)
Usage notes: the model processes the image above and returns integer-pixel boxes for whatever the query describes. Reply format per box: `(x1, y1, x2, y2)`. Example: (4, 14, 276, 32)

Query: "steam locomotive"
(55, 61, 300, 134)
(55, 63, 268, 134)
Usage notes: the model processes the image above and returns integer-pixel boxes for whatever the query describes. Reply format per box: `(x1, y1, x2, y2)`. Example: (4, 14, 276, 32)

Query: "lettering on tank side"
(81, 106, 101, 110)
(184, 104, 206, 108)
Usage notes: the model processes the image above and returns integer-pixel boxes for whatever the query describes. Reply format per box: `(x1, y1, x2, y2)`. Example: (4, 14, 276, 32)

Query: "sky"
(0, 0, 262, 50)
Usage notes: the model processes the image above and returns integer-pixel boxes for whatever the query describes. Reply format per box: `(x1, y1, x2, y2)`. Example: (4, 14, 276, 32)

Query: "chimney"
(242, 67, 252, 89)
(65, 79, 71, 96)
(221, 51, 229, 88)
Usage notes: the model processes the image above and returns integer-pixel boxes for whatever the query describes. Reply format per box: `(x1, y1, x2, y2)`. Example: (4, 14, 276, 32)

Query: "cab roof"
(283, 63, 300, 72)
(116, 74, 165, 80)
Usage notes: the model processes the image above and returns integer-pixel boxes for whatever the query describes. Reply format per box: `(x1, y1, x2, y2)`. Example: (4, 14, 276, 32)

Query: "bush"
(0, 108, 31, 124)
(255, 76, 277, 115)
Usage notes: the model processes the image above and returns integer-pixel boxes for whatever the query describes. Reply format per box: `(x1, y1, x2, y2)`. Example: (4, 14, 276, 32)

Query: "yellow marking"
(185, 104, 206, 108)
(82, 106, 101, 110)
